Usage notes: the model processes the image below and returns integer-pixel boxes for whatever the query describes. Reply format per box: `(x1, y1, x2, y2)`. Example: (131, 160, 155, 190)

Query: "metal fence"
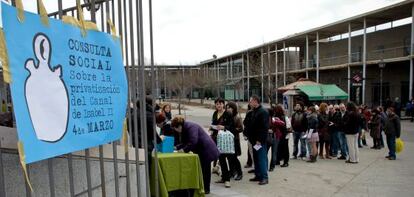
(0, 0, 157, 196)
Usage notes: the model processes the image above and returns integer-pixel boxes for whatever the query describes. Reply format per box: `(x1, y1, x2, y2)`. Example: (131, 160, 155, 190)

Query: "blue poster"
(1, 3, 128, 163)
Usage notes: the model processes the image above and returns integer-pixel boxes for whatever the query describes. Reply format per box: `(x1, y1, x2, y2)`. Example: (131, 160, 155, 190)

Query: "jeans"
(338, 132, 348, 157)
(306, 138, 311, 158)
(386, 135, 396, 158)
(293, 132, 306, 157)
(346, 134, 359, 162)
(267, 137, 279, 168)
(330, 130, 339, 155)
(253, 143, 268, 181)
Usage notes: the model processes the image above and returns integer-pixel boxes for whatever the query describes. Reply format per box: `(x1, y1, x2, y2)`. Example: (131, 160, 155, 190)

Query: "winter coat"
(176, 121, 220, 162)
(384, 113, 401, 138)
(343, 111, 361, 135)
(243, 110, 253, 137)
(246, 105, 270, 145)
(270, 116, 286, 140)
(307, 113, 318, 133)
(210, 110, 233, 142)
(369, 115, 381, 139)
(130, 104, 162, 150)
(329, 111, 343, 132)
(233, 116, 243, 156)
(318, 113, 330, 141)
(291, 111, 308, 133)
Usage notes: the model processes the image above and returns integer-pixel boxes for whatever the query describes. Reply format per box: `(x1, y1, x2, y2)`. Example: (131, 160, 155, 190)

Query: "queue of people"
(134, 95, 402, 195)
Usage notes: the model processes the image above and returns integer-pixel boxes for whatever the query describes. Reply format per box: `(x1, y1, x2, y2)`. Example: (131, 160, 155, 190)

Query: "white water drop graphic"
(25, 33, 69, 142)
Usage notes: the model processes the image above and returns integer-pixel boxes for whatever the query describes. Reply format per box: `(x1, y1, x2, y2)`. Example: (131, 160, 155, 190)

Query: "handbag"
(396, 138, 404, 154)
(217, 130, 235, 154)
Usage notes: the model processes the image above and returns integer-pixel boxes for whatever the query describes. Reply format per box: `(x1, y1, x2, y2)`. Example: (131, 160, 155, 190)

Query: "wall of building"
(307, 24, 411, 67)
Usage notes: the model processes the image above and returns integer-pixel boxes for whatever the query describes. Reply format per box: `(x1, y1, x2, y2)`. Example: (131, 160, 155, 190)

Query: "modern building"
(196, 0, 414, 107)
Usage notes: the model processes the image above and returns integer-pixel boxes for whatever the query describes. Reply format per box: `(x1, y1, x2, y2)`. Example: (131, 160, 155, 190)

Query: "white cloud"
(152, 0, 404, 65)
(1, 0, 406, 65)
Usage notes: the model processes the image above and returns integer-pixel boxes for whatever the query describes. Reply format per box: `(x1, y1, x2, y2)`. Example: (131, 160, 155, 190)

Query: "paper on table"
(253, 144, 262, 151)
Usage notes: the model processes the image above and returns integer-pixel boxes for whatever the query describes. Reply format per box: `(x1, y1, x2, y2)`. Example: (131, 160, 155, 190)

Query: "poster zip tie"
(18, 141, 34, 193)
(76, 0, 87, 37)
(107, 18, 118, 40)
(15, 0, 24, 22)
(37, 0, 49, 27)
(122, 118, 128, 153)
(0, 29, 11, 83)
(62, 16, 98, 31)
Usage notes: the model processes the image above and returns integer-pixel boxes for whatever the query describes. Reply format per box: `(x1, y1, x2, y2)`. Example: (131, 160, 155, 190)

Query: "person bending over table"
(171, 116, 220, 195)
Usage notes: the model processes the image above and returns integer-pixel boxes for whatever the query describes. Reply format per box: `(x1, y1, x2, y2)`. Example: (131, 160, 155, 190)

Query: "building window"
(371, 82, 390, 106)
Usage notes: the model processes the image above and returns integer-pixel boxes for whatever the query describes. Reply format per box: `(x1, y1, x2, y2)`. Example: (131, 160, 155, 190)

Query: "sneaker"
(224, 181, 231, 188)
(244, 164, 252, 168)
(269, 167, 274, 172)
(248, 169, 255, 173)
(388, 157, 396, 160)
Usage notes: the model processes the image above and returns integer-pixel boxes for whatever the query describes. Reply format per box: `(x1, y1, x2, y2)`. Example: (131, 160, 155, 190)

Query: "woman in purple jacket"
(171, 116, 220, 194)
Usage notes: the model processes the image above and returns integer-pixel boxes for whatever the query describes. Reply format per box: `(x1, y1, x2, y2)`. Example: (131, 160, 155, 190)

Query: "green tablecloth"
(151, 153, 205, 197)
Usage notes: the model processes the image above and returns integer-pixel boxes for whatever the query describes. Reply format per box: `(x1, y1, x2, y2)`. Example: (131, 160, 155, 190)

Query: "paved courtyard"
(170, 102, 414, 197)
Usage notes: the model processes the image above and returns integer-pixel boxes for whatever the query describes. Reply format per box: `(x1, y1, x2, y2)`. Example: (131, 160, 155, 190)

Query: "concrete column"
(363, 18, 367, 104)
(275, 43, 278, 103)
(306, 35, 309, 79)
(267, 45, 271, 103)
(410, 4, 414, 101)
(247, 51, 250, 100)
(230, 57, 233, 79)
(155, 67, 159, 98)
(348, 23, 352, 102)
(163, 67, 167, 98)
(316, 32, 320, 83)
(216, 61, 220, 96)
(283, 42, 286, 86)
(242, 54, 245, 101)
(226, 58, 229, 80)
(261, 48, 264, 102)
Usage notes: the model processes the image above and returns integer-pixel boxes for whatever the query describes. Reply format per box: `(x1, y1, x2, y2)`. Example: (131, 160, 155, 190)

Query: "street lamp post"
(379, 60, 386, 106)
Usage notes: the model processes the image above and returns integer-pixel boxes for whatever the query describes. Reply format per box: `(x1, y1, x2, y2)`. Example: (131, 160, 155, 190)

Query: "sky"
(0, 0, 406, 65)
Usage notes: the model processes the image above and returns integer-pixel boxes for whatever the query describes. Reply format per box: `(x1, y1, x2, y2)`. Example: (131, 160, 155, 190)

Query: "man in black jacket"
(291, 103, 307, 159)
(384, 107, 401, 160)
(247, 95, 269, 185)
